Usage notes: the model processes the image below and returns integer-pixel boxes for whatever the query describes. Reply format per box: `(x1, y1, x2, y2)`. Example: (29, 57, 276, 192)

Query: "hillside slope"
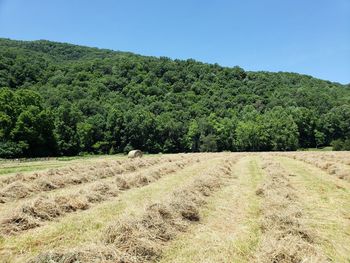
(0, 38, 349, 157)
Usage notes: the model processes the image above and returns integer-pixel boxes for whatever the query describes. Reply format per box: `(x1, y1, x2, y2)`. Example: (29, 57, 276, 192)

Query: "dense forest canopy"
(0, 38, 350, 157)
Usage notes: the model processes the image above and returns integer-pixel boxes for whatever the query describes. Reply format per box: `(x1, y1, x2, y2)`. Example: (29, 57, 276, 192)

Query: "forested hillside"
(0, 38, 349, 157)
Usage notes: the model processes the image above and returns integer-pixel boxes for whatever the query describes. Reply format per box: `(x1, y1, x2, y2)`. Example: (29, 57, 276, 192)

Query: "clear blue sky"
(0, 0, 349, 84)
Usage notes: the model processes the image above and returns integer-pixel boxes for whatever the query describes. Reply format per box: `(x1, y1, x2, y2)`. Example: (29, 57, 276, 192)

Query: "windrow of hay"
(28, 246, 137, 263)
(279, 152, 350, 182)
(0, 157, 164, 188)
(254, 156, 328, 263)
(0, 156, 189, 203)
(0, 157, 197, 235)
(297, 152, 350, 166)
(28, 157, 238, 263)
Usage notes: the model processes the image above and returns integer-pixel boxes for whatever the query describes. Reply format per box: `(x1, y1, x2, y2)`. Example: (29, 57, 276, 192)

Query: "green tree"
(263, 108, 299, 151)
(322, 105, 350, 144)
(199, 134, 217, 152)
(185, 120, 200, 152)
(314, 130, 325, 148)
(11, 106, 56, 156)
(235, 120, 268, 151)
(54, 103, 82, 155)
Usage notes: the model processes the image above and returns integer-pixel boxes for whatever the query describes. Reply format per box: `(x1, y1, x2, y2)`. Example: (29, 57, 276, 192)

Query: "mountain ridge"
(0, 37, 349, 157)
(0, 37, 345, 84)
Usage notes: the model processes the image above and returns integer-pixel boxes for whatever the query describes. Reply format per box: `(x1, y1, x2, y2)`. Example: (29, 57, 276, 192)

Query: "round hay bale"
(128, 150, 143, 158)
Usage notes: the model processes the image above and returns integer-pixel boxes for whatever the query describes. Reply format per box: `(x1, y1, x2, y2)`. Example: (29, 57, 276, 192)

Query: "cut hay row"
(254, 156, 327, 262)
(157, 155, 262, 263)
(0, 156, 168, 189)
(0, 158, 129, 186)
(277, 156, 350, 261)
(28, 157, 238, 263)
(306, 152, 350, 166)
(0, 156, 199, 212)
(0, 156, 199, 215)
(0, 155, 225, 262)
(0, 157, 198, 235)
(279, 152, 350, 182)
(0, 156, 188, 204)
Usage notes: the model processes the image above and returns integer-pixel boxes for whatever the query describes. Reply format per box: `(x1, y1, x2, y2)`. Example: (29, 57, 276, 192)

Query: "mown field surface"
(0, 152, 349, 263)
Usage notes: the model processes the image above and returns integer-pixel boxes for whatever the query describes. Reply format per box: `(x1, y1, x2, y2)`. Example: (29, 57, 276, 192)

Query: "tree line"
(0, 38, 350, 157)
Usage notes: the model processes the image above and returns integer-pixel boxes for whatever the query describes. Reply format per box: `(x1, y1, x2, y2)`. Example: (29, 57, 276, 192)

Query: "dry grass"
(159, 155, 262, 263)
(28, 157, 237, 263)
(0, 154, 198, 205)
(279, 152, 350, 182)
(0, 158, 196, 235)
(1, 153, 349, 263)
(277, 156, 350, 262)
(0, 157, 165, 203)
(254, 156, 328, 262)
(0, 154, 223, 262)
(0, 157, 113, 177)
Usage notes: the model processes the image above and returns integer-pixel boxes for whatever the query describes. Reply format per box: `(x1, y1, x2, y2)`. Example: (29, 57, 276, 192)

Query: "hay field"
(0, 152, 349, 263)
